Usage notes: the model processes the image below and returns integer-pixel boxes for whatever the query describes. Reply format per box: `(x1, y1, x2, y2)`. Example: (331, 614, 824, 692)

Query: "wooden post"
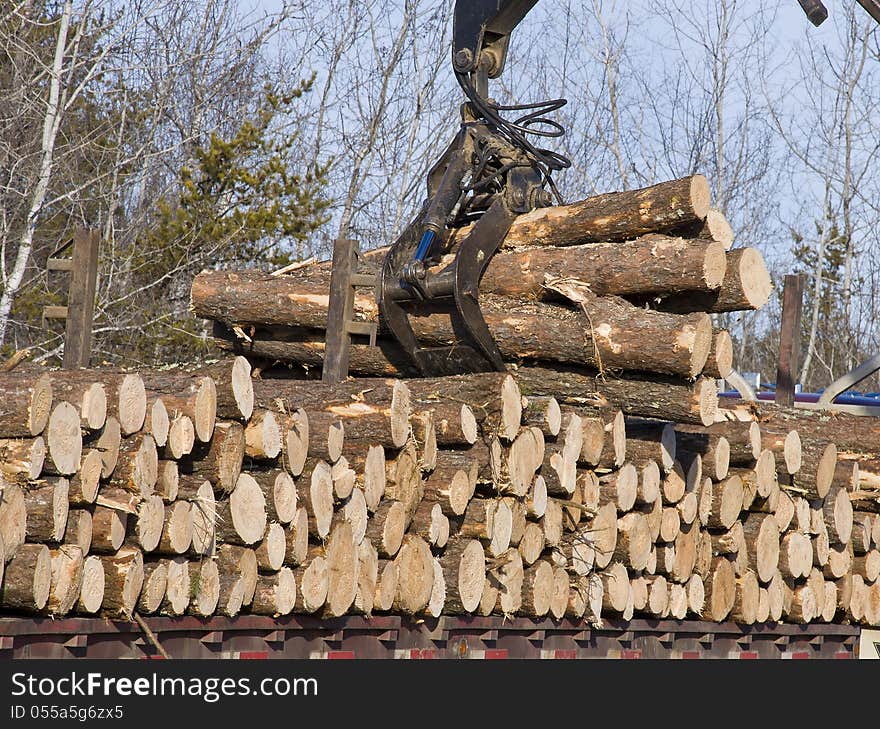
(775, 274, 804, 408)
(62, 228, 100, 369)
(322, 239, 377, 384)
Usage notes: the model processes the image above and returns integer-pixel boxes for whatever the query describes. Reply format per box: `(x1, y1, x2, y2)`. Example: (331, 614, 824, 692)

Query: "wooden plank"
(47, 258, 73, 272)
(62, 227, 99, 369)
(322, 238, 358, 384)
(775, 274, 804, 408)
(42, 306, 68, 319)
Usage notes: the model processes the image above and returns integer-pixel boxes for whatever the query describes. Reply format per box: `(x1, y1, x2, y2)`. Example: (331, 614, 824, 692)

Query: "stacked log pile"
(1, 173, 878, 628)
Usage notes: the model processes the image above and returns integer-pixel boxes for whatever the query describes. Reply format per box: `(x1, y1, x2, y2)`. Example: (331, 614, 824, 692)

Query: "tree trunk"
(0, 373, 53, 436)
(98, 547, 144, 619)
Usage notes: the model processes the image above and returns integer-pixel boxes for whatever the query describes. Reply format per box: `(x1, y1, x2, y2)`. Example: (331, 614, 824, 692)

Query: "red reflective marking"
(739, 651, 759, 659)
(327, 650, 355, 660)
(554, 650, 577, 659)
(620, 649, 641, 660)
(834, 652, 852, 659)
(239, 651, 268, 660)
(791, 651, 810, 660)
(681, 651, 701, 660)
(484, 649, 508, 660)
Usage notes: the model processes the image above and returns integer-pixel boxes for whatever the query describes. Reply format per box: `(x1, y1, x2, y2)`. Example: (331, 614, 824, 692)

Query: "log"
(491, 548, 524, 616)
(560, 525, 595, 575)
(251, 568, 297, 616)
(601, 561, 632, 615)
(0, 544, 52, 613)
(704, 557, 736, 622)
(778, 531, 813, 579)
(353, 539, 379, 616)
(158, 557, 190, 616)
(0, 480, 27, 559)
(731, 571, 760, 624)
(90, 503, 127, 554)
(155, 461, 179, 503)
(591, 501, 619, 570)
(63, 509, 92, 555)
(649, 247, 773, 314)
(255, 522, 286, 572)
(249, 469, 297, 525)
(661, 461, 687, 505)
(852, 551, 880, 583)
(374, 559, 399, 613)
(440, 538, 486, 614)
(549, 565, 570, 619)
(823, 486, 854, 545)
(138, 560, 168, 615)
(599, 463, 638, 512)
(108, 434, 158, 497)
(195, 356, 253, 422)
(741, 513, 781, 583)
(49, 546, 83, 615)
(320, 520, 358, 618)
(158, 500, 193, 555)
(24, 480, 68, 543)
(217, 545, 257, 616)
(621, 420, 676, 472)
(365, 500, 406, 559)
(515, 367, 718, 427)
(421, 462, 472, 518)
(184, 479, 216, 557)
(703, 330, 734, 380)
(705, 474, 744, 529)
(505, 427, 546, 497)
(426, 561, 447, 619)
(614, 512, 652, 571)
(134, 495, 165, 553)
(165, 414, 195, 459)
(99, 547, 144, 619)
(674, 429, 731, 481)
(392, 535, 435, 615)
(145, 397, 169, 448)
(215, 472, 267, 546)
(74, 555, 104, 614)
(0, 372, 52, 436)
(184, 421, 244, 494)
(188, 559, 221, 617)
(281, 408, 309, 478)
(90, 416, 121, 479)
(522, 396, 561, 438)
(283, 507, 309, 567)
(0, 437, 45, 481)
(45, 402, 82, 476)
(68, 450, 102, 505)
(141, 374, 217, 443)
(520, 560, 554, 617)
(519, 521, 546, 566)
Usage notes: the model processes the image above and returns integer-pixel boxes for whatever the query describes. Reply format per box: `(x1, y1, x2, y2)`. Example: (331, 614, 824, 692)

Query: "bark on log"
(184, 421, 244, 495)
(439, 537, 486, 614)
(141, 374, 217, 443)
(647, 247, 773, 314)
(704, 557, 736, 622)
(741, 513, 781, 583)
(491, 548, 525, 616)
(251, 568, 297, 616)
(99, 547, 144, 619)
(392, 535, 435, 616)
(0, 543, 50, 612)
(283, 507, 309, 568)
(515, 367, 718, 427)
(158, 557, 190, 616)
(24, 480, 68, 543)
(107, 434, 158, 497)
(0, 373, 52, 436)
(63, 509, 92, 555)
(188, 559, 221, 617)
(157, 501, 193, 555)
(0, 437, 45, 481)
(138, 560, 167, 615)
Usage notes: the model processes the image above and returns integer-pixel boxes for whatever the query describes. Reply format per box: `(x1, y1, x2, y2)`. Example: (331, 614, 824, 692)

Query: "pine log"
(519, 560, 553, 617)
(141, 374, 217, 443)
(63, 509, 92, 555)
(439, 537, 485, 614)
(515, 367, 718, 427)
(741, 513, 781, 583)
(181, 479, 215, 556)
(704, 557, 736, 622)
(90, 503, 127, 554)
(353, 539, 379, 616)
(522, 396, 561, 439)
(184, 421, 244, 494)
(45, 402, 82, 476)
(599, 463, 638, 512)
(145, 397, 169, 449)
(137, 560, 167, 615)
(67, 450, 102, 505)
(89, 415, 121, 479)
(217, 544, 258, 616)
(24, 480, 68, 543)
(601, 561, 632, 615)
(852, 550, 880, 583)
(0, 543, 49, 611)
(281, 408, 309, 478)
(99, 547, 144, 619)
(365, 499, 406, 558)
(74, 555, 104, 614)
(0, 373, 52, 436)
(134, 495, 165, 553)
(251, 568, 297, 616)
(283, 507, 309, 568)
(254, 522, 286, 573)
(731, 571, 760, 624)
(108, 434, 158, 497)
(491, 548, 525, 616)
(648, 247, 773, 314)
(248, 469, 296, 525)
(519, 521, 545, 566)
(187, 559, 221, 617)
(93, 372, 147, 436)
(215, 472, 267, 546)
(852, 513, 873, 555)
(661, 461, 687, 505)
(622, 420, 677, 472)
(391, 535, 434, 615)
(165, 414, 195, 459)
(705, 474, 744, 529)
(156, 501, 192, 555)
(158, 557, 190, 616)
(193, 356, 253, 421)
(374, 559, 400, 613)
(0, 437, 45, 481)
(46, 545, 83, 615)
(823, 486, 854, 545)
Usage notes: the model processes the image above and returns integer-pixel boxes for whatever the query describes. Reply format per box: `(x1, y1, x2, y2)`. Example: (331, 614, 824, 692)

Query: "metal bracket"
(322, 238, 378, 384)
(817, 352, 880, 407)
